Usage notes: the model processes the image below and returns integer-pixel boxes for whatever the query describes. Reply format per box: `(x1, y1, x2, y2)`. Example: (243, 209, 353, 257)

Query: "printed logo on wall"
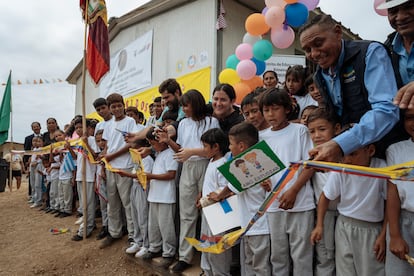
(187, 55, 196, 69)
(199, 51, 208, 66)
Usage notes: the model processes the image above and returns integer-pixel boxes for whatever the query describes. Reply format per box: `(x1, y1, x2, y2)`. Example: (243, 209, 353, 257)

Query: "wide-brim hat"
(377, 0, 411, 9)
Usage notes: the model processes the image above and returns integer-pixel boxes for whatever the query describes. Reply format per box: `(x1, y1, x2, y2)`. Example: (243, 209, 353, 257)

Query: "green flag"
(0, 72, 11, 145)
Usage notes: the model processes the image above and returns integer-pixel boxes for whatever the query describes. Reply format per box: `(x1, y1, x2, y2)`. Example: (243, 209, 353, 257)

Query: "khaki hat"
(377, 0, 411, 9)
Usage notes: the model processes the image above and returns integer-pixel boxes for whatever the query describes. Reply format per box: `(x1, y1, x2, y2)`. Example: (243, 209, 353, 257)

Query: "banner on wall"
(265, 55, 306, 83)
(88, 67, 211, 120)
(100, 30, 153, 98)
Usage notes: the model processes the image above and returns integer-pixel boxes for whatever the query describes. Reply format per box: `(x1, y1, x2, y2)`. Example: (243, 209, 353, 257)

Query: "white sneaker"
(30, 203, 41, 208)
(75, 217, 83, 225)
(126, 242, 140, 254)
(135, 247, 149, 258)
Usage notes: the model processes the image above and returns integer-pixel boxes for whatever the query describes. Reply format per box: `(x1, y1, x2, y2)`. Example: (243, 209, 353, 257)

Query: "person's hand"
(389, 235, 409, 260)
(124, 132, 136, 143)
(310, 226, 323, 245)
(81, 133, 88, 143)
(208, 192, 220, 202)
(138, 147, 152, 158)
(104, 153, 114, 163)
(374, 233, 386, 262)
(309, 140, 343, 162)
(195, 192, 202, 209)
(260, 179, 272, 192)
(278, 187, 298, 210)
(174, 148, 193, 163)
(64, 140, 71, 150)
(116, 170, 129, 177)
(156, 128, 169, 143)
(394, 81, 414, 109)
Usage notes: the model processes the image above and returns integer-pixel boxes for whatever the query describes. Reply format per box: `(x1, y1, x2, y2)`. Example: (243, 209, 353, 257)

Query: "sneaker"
(50, 209, 59, 214)
(157, 257, 175, 269)
(71, 234, 83, 241)
(125, 242, 140, 254)
(96, 227, 108, 240)
(75, 217, 83, 225)
(171, 261, 191, 273)
(60, 212, 72, 218)
(45, 208, 53, 213)
(135, 247, 149, 258)
(30, 203, 41, 208)
(99, 235, 119, 249)
(54, 212, 62, 217)
(28, 199, 34, 204)
(141, 250, 162, 260)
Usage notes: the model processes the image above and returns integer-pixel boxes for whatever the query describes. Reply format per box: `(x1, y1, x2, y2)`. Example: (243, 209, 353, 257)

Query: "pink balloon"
(235, 43, 253, 60)
(265, 0, 287, 8)
(271, 26, 295, 49)
(236, 60, 257, 80)
(298, 0, 319, 10)
(265, 6, 286, 28)
(374, 0, 388, 16)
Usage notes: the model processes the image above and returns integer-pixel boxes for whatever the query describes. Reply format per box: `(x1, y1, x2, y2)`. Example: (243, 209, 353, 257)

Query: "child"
(300, 105, 318, 126)
(100, 93, 138, 248)
(38, 155, 51, 209)
(305, 74, 324, 107)
(30, 137, 45, 208)
(48, 129, 65, 214)
(385, 108, 414, 275)
(285, 65, 318, 119)
(118, 139, 154, 257)
(210, 122, 272, 275)
(311, 144, 387, 275)
(307, 108, 340, 275)
(158, 89, 220, 273)
(259, 88, 315, 275)
(197, 128, 232, 275)
(241, 92, 270, 133)
(28, 136, 41, 205)
(141, 127, 178, 269)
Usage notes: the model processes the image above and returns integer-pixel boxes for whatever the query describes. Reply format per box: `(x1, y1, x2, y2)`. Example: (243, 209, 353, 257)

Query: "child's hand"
(310, 226, 323, 245)
(156, 129, 169, 143)
(278, 188, 298, 210)
(195, 192, 202, 209)
(64, 140, 71, 150)
(174, 148, 193, 163)
(116, 170, 128, 177)
(260, 179, 272, 192)
(208, 192, 220, 202)
(389, 235, 409, 260)
(138, 147, 152, 158)
(374, 234, 386, 262)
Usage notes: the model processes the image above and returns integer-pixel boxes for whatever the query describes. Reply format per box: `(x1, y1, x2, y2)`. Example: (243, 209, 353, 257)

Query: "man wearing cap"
(378, 0, 414, 110)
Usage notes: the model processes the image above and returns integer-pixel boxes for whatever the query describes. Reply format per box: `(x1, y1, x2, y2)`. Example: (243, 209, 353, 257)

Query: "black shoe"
(142, 251, 162, 260)
(157, 257, 175, 269)
(60, 212, 72, 218)
(45, 208, 53, 213)
(76, 212, 83, 218)
(54, 212, 62, 217)
(51, 209, 59, 214)
(171, 261, 191, 273)
(99, 235, 119, 249)
(96, 227, 108, 240)
(72, 234, 83, 241)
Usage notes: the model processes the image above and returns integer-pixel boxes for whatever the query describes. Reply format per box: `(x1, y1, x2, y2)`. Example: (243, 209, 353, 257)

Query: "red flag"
(80, 0, 110, 84)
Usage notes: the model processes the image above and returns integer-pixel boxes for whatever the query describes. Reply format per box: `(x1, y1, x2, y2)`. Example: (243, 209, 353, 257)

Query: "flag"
(0, 72, 11, 145)
(63, 152, 76, 173)
(80, 0, 110, 84)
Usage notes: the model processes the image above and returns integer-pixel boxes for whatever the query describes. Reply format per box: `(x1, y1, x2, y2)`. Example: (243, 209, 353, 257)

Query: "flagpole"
(81, 0, 89, 240)
(8, 70, 13, 193)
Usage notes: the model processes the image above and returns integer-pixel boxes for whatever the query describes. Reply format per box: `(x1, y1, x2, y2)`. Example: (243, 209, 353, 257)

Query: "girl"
(212, 84, 244, 135)
(158, 89, 220, 273)
(285, 65, 318, 120)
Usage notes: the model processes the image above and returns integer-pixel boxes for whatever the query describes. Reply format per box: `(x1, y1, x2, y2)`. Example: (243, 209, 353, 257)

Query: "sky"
(0, 0, 393, 144)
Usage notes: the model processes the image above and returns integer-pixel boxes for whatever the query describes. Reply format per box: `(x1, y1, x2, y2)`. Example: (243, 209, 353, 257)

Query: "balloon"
(235, 43, 253, 60)
(234, 82, 252, 105)
(285, 3, 309, 28)
(262, 6, 268, 15)
(252, 39, 273, 61)
(242, 33, 262, 45)
(219, 68, 240, 85)
(285, 0, 298, 3)
(236, 60, 257, 80)
(225, 54, 240, 70)
(265, 0, 287, 8)
(242, 76, 264, 90)
(265, 6, 286, 28)
(271, 26, 295, 49)
(374, 0, 388, 16)
(252, 58, 266, 76)
(245, 13, 270, 36)
(299, 0, 319, 10)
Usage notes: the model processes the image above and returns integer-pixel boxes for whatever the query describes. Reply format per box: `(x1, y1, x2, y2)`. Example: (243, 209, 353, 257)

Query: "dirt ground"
(0, 178, 157, 276)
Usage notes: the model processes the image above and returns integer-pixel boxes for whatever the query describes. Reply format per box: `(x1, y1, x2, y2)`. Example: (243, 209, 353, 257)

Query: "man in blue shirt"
(299, 14, 400, 161)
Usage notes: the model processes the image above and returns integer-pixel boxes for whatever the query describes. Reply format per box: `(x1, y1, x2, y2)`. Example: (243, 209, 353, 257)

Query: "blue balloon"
(225, 54, 240, 69)
(252, 58, 266, 75)
(285, 3, 309, 28)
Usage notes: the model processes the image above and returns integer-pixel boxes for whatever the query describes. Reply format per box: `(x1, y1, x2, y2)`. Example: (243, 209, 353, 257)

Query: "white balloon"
(242, 33, 262, 45)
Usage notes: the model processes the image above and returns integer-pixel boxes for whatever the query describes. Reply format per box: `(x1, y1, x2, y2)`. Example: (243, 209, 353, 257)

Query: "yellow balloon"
(219, 68, 240, 86)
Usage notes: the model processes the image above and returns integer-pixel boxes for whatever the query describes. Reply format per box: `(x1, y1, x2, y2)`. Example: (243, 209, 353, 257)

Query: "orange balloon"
(242, 76, 264, 90)
(284, 0, 298, 3)
(245, 13, 270, 36)
(234, 82, 253, 105)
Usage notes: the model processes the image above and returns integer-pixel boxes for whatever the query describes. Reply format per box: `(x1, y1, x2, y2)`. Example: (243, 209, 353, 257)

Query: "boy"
(311, 144, 387, 276)
(141, 127, 178, 269)
(241, 92, 270, 133)
(210, 122, 271, 275)
(385, 108, 414, 275)
(30, 137, 44, 208)
(304, 74, 323, 107)
(100, 93, 137, 248)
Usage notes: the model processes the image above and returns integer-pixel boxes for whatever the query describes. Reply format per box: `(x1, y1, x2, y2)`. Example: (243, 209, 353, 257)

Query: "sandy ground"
(0, 178, 157, 276)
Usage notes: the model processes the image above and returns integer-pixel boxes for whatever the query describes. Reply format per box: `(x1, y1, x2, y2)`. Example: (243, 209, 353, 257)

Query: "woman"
(262, 70, 279, 89)
(42, 117, 59, 146)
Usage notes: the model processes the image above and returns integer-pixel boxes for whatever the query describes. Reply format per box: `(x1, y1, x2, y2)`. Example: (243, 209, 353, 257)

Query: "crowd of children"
(23, 67, 414, 275)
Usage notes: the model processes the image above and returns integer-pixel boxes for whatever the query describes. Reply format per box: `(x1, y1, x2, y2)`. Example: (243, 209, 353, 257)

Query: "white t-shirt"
(176, 116, 220, 161)
(312, 172, 338, 210)
(387, 138, 414, 212)
(75, 136, 99, 182)
(49, 155, 60, 180)
(95, 117, 113, 136)
(147, 148, 178, 203)
(294, 93, 318, 118)
(202, 157, 228, 196)
(43, 168, 51, 182)
(323, 158, 387, 222)
(132, 155, 154, 187)
(260, 123, 315, 212)
(103, 116, 137, 169)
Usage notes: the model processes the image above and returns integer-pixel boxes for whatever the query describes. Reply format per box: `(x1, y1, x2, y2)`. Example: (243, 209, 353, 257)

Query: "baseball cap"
(377, 0, 411, 9)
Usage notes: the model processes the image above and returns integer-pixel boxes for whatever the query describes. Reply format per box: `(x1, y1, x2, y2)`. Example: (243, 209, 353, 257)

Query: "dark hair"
(304, 74, 316, 89)
(298, 14, 337, 37)
(262, 70, 278, 81)
(241, 91, 261, 110)
(228, 122, 258, 148)
(213, 83, 236, 101)
(162, 110, 178, 122)
(201, 128, 229, 156)
(133, 138, 150, 148)
(285, 65, 308, 96)
(106, 93, 124, 107)
(158, 78, 182, 96)
(93, 97, 108, 108)
(146, 127, 157, 141)
(95, 129, 104, 136)
(153, 96, 162, 103)
(180, 89, 208, 121)
(307, 108, 339, 126)
(88, 119, 98, 129)
(259, 88, 293, 114)
(31, 121, 41, 128)
(301, 105, 318, 117)
(125, 106, 139, 115)
(54, 129, 65, 136)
